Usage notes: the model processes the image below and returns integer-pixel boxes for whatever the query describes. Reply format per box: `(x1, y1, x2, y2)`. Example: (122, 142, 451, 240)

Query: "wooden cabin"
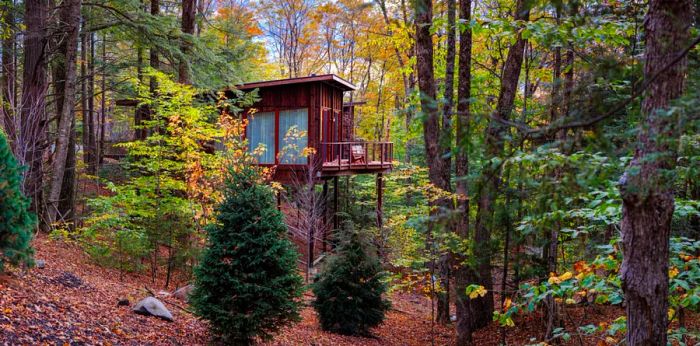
(234, 74, 393, 183)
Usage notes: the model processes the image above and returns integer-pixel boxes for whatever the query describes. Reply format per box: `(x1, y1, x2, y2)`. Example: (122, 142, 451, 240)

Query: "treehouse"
(233, 74, 393, 272)
(234, 74, 393, 183)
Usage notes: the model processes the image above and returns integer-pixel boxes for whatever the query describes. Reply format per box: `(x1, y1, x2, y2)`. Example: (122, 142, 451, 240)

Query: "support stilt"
(376, 173, 383, 232)
(276, 190, 281, 211)
(333, 176, 339, 247)
(322, 180, 329, 253)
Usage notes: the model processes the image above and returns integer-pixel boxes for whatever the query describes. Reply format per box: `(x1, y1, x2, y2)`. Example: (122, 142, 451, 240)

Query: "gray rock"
(172, 284, 193, 301)
(132, 297, 174, 322)
(35, 259, 46, 269)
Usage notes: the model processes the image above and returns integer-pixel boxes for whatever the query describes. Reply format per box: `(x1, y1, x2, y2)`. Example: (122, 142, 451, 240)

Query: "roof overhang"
(236, 74, 357, 92)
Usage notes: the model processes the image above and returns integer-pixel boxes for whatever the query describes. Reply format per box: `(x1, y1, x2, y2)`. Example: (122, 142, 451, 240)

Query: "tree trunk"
(545, 13, 564, 335)
(620, 1, 691, 345)
(434, 0, 457, 326)
(81, 28, 90, 166)
(1, 0, 15, 135)
(20, 0, 50, 229)
(179, 0, 195, 84)
(53, 7, 78, 226)
(454, 0, 474, 342)
(47, 0, 81, 225)
(99, 33, 107, 165)
(414, 0, 454, 325)
(143, 0, 160, 139)
(87, 32, 97, 174)
(472, 0, 529, 328)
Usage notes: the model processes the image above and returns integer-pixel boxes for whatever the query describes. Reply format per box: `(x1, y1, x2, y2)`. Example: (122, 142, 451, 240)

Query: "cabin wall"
(236, 81, 347, 183)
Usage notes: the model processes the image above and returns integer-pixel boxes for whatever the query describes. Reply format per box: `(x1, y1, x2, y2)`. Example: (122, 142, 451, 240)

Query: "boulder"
(132, 297, 174, 322)
(35, 259, 46, 269)
(172, 284, 193, 301)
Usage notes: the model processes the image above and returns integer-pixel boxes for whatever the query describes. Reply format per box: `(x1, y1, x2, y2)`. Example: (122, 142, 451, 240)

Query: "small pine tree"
(190, 165, 303, 345)
(312, 224, 391, 336)
(0, 132, 35, 271)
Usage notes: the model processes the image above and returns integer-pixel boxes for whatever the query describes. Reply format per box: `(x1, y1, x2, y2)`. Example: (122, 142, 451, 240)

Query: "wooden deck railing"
(320, 141, 393, 171)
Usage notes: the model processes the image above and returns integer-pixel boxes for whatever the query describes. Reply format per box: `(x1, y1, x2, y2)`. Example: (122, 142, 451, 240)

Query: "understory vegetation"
(0, 0, 698, 345)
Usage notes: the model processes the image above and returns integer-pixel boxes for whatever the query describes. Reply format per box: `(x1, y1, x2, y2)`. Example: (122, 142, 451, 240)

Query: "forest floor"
(0, 234, 696, 345)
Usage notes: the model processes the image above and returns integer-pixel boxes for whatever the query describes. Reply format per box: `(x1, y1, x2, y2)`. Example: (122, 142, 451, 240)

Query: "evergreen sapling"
(190, 165, 303, 345)
(0, 132, 35, 271)
(312, 224, 390, 336)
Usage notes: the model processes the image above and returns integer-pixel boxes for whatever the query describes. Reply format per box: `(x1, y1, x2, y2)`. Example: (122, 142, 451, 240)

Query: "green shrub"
(190, 165, 303, 345)
(312, 224, 390, 336)
(0, 132, 35, 271)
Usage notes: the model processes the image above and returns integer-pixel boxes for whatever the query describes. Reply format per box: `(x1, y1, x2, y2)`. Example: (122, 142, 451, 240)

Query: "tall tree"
(1, 0, 15, 134)
(179, 0, 196, 84)
(472, 0, 529, 327)
(620, 0, 692, 344)
(454, 0, 474, 342)
(20, 0, 49, 228)
(433, 0, 457, 325)
(47, 0, 81, 225)
(80, 25, 91, 165)
(414, 0, 453, 325)
(258, 0, 318, 77)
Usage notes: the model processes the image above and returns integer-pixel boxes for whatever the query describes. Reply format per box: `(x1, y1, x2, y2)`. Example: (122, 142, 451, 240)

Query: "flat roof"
(237, 74, 357, 91)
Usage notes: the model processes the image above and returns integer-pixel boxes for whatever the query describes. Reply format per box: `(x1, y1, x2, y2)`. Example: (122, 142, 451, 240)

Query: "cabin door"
(322, 109, 341, 163)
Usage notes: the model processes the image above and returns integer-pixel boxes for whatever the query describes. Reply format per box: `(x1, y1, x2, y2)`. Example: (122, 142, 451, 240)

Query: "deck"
(319, 141, 393, 176)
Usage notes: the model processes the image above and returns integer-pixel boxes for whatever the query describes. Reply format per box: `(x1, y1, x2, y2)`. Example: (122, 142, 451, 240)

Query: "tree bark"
(81, 27, 90, 166)
(53, 2, 79, 226)
(414, 0, 454, 325)
(99, 32, 107, 165)
(87, 32, 97, 174)
(620, 1, 691, 345)
(47, 0, 81, 225)
(545, 9, 564, 336)
(454, 0, 474, 342)
(20, 0, 50, 228)
(1, 0, 15, 135)
(434, 0, 457, 326)
(472, 0, 529, 328)
(179, 0, 195, 84)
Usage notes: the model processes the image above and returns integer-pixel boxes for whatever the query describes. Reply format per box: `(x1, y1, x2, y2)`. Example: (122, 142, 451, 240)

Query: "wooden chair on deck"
(351, 145, 365, 164)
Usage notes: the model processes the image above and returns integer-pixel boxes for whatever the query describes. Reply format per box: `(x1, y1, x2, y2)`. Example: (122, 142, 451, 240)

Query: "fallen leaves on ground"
(3, 234, 698, 345)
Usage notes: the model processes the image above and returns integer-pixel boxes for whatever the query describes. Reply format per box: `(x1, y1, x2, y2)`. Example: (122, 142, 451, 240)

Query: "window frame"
(244, 107, 310, 167)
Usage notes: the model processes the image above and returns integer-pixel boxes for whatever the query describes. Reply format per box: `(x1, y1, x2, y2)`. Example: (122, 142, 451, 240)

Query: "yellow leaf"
(468, 285, 487, 299)
(559, 271, 573, 281)
(575, 272, 586, 281)
(504, 297, 512, 310)
(668, 308, 675, 321)
(565, 298, 575, 305)
(669, 267, 679, 278)
(548, 272, 561, 285)
(504, 317, 515, 327)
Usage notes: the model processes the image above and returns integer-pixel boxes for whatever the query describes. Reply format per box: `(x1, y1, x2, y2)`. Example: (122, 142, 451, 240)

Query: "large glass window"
(246, 111, 275, 164)
(278, 108, 308, 164)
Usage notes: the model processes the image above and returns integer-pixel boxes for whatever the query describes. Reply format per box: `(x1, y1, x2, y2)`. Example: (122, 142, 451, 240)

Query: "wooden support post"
(376, 173, 383, 232)
(333, 176, 339, 244)
(322, 180, 329, 253)
(307, 189, 315, 282)
(276, 190, 281, 211)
